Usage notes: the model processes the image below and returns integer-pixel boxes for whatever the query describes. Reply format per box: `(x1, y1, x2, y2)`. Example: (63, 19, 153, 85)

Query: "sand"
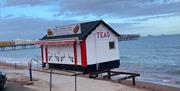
(0, 63, 148, 91)
(29, 70, 150, 91)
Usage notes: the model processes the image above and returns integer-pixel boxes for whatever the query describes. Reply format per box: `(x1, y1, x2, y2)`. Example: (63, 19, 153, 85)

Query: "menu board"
(47, 24, 81, 37)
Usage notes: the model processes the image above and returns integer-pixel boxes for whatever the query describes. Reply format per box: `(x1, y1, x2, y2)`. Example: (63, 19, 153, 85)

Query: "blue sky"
(0, 0, 180, 41)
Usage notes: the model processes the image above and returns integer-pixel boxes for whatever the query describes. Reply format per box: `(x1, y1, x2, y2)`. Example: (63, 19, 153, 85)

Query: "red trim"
(41, 46, 44, 63)
(45, 46, 48, 64)
(73, 42, 77, 65)
(80, 39, 87, 67)
(36, 40, 75, 45)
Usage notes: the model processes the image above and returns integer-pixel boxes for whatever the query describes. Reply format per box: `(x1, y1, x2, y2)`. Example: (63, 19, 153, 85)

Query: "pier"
(0, 39, 39, 51)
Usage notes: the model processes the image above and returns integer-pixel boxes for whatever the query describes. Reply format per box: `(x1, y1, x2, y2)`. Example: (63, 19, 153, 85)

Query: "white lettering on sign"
(96, 32, 110, 38)
(47, 24, 81, 37)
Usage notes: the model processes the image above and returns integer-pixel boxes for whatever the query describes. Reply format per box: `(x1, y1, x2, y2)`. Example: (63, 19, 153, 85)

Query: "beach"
(0, 62, 147, 91)
(1, 35, 180, 88)
(1, 0, 180, 90)
(0, 62, 180, 91)
(0, 34, 180, 91)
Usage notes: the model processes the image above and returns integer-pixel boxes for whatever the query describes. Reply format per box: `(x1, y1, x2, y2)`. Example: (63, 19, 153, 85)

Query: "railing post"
(50, 69, 52, 91)
(28, 61, 32, 81)
(75, 73, 77, 91)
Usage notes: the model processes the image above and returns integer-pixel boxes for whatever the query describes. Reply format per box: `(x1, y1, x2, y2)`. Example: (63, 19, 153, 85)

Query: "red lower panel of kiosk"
(80, 39, 87, 67)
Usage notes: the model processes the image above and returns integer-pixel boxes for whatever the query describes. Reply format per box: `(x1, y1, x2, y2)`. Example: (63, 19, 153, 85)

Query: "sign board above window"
(47, 24, 81, 37)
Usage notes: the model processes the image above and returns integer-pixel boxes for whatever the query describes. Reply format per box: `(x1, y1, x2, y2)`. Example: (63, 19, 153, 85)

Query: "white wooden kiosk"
(38, 20, 120, 74)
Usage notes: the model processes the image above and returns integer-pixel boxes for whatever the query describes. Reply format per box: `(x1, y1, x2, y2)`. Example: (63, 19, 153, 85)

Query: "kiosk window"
(109, 41, 115, 49)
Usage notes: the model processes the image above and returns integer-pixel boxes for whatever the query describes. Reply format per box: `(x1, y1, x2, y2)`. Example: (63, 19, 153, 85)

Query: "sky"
(0, 0, 180, 41)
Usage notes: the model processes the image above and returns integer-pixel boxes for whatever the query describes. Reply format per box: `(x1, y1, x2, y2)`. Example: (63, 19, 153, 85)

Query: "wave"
(0, 56, 42, 68)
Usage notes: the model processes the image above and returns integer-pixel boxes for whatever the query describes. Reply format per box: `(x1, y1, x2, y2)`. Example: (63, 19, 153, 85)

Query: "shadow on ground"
(0, 82, 33, 91)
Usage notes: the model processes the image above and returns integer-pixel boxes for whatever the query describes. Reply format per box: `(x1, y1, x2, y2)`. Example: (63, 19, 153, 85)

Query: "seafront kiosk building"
(37, 20, 120, 73)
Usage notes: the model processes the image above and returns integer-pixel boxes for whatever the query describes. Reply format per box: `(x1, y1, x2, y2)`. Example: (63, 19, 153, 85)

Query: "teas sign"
(48, 24, 81, 37)
(96, 32, 110, 38)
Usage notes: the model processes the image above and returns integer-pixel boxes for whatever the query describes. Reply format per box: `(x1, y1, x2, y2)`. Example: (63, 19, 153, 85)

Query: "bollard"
(46, 63, 49, 69)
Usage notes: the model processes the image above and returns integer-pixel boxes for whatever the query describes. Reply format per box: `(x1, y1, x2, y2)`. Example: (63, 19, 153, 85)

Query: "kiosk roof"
(41, 20, 120, 40)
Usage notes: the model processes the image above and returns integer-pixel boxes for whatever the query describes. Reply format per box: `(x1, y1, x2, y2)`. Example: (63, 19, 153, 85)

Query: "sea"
(0, 34, 180, 88)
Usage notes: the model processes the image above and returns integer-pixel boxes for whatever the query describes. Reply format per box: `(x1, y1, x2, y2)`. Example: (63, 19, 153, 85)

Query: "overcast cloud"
(58, 0, 180, 17)
(2, 0, 179, 17)
(0, 0, 180, 40)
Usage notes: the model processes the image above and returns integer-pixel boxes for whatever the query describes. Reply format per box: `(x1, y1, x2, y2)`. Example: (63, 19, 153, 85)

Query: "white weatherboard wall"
(86, 23, 120, 65)
(44, 43, 82, 65)
(76, 43, 82, 65)
(47, 45, 75, 65)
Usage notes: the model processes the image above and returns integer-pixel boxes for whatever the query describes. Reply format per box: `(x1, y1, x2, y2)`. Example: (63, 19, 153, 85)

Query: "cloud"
(57, 0, 180, 18)
(1, 0, 179, 40)
(3, 14, 15, 19)
(2, 0, 179, 18)
(0, 17, 78, 40)
(109, 22, 140, 30)
(126, 13, 178, 22)
(1, 0, 58, 7)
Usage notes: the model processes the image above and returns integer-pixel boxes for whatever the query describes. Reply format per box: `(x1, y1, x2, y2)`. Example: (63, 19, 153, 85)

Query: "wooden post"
(132, 77, 135, 85)
(95, 74, 98, 77)
(108, 70, 111, 79)
(15, 63, 17, 69)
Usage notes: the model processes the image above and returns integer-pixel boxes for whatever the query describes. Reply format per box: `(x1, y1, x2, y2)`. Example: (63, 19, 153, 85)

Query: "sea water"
(0, 48, 41, 66)
(0, 34, 180, 87)
(119, 34, 180, 88)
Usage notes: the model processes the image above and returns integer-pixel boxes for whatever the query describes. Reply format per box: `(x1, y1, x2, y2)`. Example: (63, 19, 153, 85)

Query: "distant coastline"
(144, 33, 180, 38)
(118, 34, 140, 41)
